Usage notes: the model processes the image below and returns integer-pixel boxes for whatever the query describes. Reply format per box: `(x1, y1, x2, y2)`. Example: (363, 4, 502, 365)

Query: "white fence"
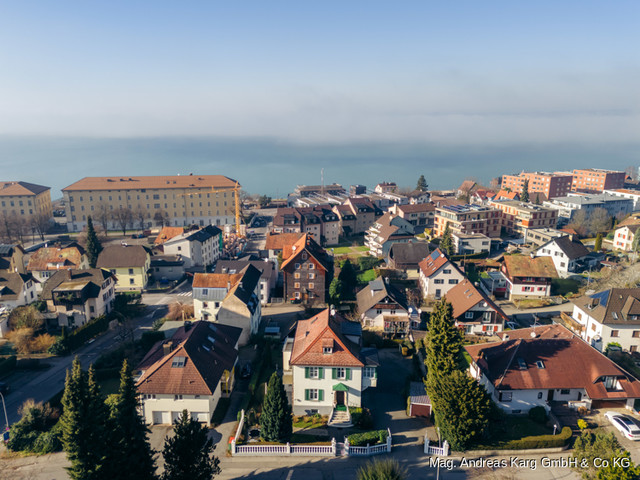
(231, 410, 336, 457)
(344, 429, 392, 457)
(424, 437, 450, 456)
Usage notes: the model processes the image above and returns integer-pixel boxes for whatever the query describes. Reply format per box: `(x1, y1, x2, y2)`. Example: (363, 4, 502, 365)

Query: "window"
(434, 279, 444, 284)
(294, 282, 300, 289)
(443, 269, 451, 274)
(294, 272, 301, 279)
(128, 268, 134, 275)
(465, 311, 473, 319)
(295, 263, 301, 269)
(537, 392, 543, 399)
(309, 273, 315, 279)
(448, 279, 458, 284)
(323, 346, 332, 354)
(171, 356, 186, 368)
(364, 367, 376, 378)
(129, 278, 135, 285)
(560, 389, 570, 395)
(308, 367, 319, 378)
(336, 367, 346, 379)
(498, 392, 512, 402)
(174, 394, 183, 400)
(305, 389, 323, 401)
(611, 330, 620, 338)
(308, 283, 314, 289)
(308, 263, 315, 270)
(294, 292, 301, 299)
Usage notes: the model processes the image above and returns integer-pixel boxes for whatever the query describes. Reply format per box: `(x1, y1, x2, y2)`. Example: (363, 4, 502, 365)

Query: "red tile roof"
(280, 234, 331, 272)
(290, 309, 363, 367)
(445, 279, 508, 321)
(192, 272, 243, 289)
(264, 232, 304, 251)
(154, 227, 185, 245)
(27, 244, 86, 271)
(466, 325, 640, 399)
(418, 249, 456, 277)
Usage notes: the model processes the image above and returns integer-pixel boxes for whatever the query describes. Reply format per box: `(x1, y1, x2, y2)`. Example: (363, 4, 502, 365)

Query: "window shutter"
(319, 390, 324, 402)
(332, 368, 337, 379)
(319, 367, 324, 379)
(374, 368, 378, 378)
(305, 367, 310, 378)
(305, 389, 310, 401)
(346, 368, 352, 381)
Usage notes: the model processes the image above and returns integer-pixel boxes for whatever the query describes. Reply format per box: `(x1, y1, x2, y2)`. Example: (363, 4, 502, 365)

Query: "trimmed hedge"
(348, 429, 388, 447)
(479, 426, 572, 450)
(48, 315, 112, 355)
(0, 355, 17, 377)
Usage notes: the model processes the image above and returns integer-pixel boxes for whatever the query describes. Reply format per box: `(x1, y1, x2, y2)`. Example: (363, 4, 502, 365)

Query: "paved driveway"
(590, 408, 640, 463)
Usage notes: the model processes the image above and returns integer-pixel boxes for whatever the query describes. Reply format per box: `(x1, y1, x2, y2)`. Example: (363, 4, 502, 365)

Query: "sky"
(0, 1, 639, 145)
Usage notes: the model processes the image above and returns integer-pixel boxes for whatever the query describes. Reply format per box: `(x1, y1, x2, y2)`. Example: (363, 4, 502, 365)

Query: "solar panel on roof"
(431, 250, 440, 260)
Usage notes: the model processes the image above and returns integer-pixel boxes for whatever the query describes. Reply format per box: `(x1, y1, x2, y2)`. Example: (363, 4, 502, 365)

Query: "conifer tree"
(337, 259, 357, 300)
(440, 223, 454, 257)
(60, 358, 108, 480)
(594, 232, 603, 252)
(107, 360, 157, 480)
(86, 216, 103, 268)
(424, 300, 462, 388)
(521, 179, 530, 203)
(416, 175, 428, 192)
(161, 410, 221, 480)
(260, 372, 292, 442)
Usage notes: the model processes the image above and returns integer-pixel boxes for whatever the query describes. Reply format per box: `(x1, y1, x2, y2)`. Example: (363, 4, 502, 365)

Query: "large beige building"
(62, 175, 239, 232)
(0, 181, 52, 223)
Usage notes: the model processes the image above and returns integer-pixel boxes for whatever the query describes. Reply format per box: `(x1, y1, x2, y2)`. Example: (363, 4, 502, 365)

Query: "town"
(3, 168, 640, 480)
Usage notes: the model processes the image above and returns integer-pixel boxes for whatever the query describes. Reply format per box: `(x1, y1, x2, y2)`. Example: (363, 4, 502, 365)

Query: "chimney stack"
(163, 341, 173, 356)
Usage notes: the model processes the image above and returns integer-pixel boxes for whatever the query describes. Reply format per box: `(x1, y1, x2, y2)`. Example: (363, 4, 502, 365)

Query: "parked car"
(241, 363, 252, 379)
(0, 381, 9, 396)
(604, 411, 640, 440)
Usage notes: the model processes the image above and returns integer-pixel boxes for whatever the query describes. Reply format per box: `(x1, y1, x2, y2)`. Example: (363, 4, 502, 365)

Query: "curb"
(458, 444, 570, 456)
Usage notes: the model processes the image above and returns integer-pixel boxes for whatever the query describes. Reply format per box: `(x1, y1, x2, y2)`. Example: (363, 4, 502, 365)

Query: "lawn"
(551, 278, 582, 297)
(357, 268, 377, 284)
(332, 246, 353, 254)
(98, 377, 121, 396)
(293, 415, 328, 429)
(479, 416, 553, 447)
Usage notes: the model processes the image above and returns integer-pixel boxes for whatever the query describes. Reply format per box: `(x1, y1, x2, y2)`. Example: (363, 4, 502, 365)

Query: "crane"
(177, 181, 243, 237)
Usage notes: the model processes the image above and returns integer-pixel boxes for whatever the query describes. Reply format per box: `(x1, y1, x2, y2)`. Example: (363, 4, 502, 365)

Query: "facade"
(41, 269, 116, 328)
(264, 232, 303, 271)
(501, 255, 557, 298)
(0, 244, 25, 274)
(604, 189, 640, 211)
(272, 206, 340, 246)
(374, 182, 397, 194)
(567, 289, 640, 353)
(214, 259, 276, 305)
(0, 181, 53, 226)
(284, 309, 378, 418)
(26, 243, 89, 290)
(153, 226, 185, 245)
(445, 279, 507, 335)
(356, 277, 410, 337)
(500, 172, 573, 200)
(388, 203, 435, 231)
(572, 169, 625, 193)
(62, 175, 239, 232)
(613, 224, 640, 252)
(161, 225, 222, 270)
(365, 213, 415, 258)
(544, 193, 633, 223)
(192, 264, 262, 346)
(452, 232, 491, 255)
(342, 197, 379, 235)
(418, 249, 465, 300)
(466, 325, 640, 413)
(150, 255, 185, 282)
(136, 321, 242, 425)
(535, 235, 591, 277)
(281, 234, 333, 305)
(488, 200, 558, 237)
(96, 245, 151, 291)
(434, 204, 501, 238)
(0, 273, 38, 309)
(524, 228, 567, 247)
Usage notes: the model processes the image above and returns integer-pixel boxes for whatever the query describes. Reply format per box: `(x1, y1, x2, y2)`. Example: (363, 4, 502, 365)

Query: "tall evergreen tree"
(440, 223, 454, 257)
(594, 232, 603, 252)
(107, 360, 157, 480)
(424, 300, 462, 388)
(60, 358, 108, 480)
(161, 410, 221, 480)
(85, 216, 103, 268)
(520, 179, 530, 203)
(337, 259, 357, 300)
(416, 175, 428, 192)
(260, 372, 292, 442)
(431, 370, 491, 451)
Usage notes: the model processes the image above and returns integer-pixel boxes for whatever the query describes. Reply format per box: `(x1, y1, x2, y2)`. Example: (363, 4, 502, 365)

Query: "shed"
(408, 382, 432, 418)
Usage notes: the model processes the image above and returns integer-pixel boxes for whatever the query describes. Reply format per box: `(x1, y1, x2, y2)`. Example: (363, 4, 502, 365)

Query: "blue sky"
(0, 1, 638, 143)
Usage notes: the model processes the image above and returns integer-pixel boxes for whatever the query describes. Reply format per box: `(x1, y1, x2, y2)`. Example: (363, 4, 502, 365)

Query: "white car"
(604, 411, 640, 441)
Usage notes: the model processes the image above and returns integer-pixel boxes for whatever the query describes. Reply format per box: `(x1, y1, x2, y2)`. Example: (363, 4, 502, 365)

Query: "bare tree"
(589, 207, 612, 234)
(490, 177, 502, 190)
(566, 209, 589, 237)
(133, 206, 147, 231)
(167, 301, 194, 321)
(154, 209, 170, 227)
(111, 206, 133, 236)
(96, 202, 111, 235)
(8, 213, 27, 244)
(0, 212, 13, 242)
(30, 212, 51, 241)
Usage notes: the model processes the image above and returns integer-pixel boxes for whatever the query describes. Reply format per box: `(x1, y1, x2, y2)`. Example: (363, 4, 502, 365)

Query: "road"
(1, 290, 179, 427)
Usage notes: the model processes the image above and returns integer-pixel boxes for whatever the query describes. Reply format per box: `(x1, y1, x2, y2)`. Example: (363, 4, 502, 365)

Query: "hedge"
(0, 355, 17, 377)
(348, 429, 388, 447)
(48, 315, 112, 355)
(479, 426, 572, 450)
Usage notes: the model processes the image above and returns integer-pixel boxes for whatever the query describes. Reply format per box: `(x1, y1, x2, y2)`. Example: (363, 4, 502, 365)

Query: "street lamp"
(553, 424, 558, 435)
(0, 391, 9, 434)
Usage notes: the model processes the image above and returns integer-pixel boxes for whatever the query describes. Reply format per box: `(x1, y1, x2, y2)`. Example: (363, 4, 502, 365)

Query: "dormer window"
(323, 347, 332, 354)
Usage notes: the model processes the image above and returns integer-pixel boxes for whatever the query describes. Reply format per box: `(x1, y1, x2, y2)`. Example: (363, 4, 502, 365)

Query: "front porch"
(328, 383, 353, 428)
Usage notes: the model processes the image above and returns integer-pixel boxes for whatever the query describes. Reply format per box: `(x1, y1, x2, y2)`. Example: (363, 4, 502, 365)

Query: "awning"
(332, 383, 349, 392)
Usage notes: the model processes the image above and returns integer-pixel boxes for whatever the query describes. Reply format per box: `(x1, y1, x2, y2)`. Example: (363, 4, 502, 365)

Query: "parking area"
(589, 408, 640, 463)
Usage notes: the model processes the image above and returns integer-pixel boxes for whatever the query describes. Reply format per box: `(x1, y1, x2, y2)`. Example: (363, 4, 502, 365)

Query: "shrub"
(486, 426, 572, 450)
(357, 459, 407, 480)
(350, 407, 373, 430)
(6, 400, 62, 453)
(139, 330, 165, 351)
(528, 406, 548, 424)
(348, 429, 388, 447)
(48, 314, 112, 355)
(577, 406, 589, 417)
(0, 355, 17, 376)
(577, 419, 588, 430)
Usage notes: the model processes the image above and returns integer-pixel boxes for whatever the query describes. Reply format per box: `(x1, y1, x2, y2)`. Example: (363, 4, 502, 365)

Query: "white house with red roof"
(418, 249, 465, 300)
(283, 308, 379, 426)
(445, 279, 508, 335)
(135, 321, 242, 425)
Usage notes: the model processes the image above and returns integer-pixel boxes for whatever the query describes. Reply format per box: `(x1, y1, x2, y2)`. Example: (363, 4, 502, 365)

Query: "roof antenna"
(321, 168, 325, 196)
(530, 314, 539, 338)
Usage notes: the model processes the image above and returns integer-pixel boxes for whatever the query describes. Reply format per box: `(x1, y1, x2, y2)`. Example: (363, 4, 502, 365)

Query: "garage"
(592, 400, 626, 409)
(193, 412, 210, 424)
(171, 411, 182, 423)
(152, 411, 172, 425)
(408, 382, 432, 418)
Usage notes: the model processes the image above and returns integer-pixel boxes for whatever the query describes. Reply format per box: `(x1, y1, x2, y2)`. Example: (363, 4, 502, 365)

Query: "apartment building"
(434, 204, 501, 238)
(544, 194, 633, 223)
(488, 200, 558, 237)
(388, 203, 436, 231)
(572, 169, 625, 194)
(272, 206, 341, 246)
(501, 172, 573, 200)
(62, 175, 239, 232)
(0, 181, 53, 224)
(604, 189, 640, 211)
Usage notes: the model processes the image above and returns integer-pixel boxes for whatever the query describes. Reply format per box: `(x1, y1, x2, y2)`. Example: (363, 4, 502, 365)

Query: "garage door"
(195, 412, 209, 423)
(152, 411, 172, 425)
(171, 411, 183, 423)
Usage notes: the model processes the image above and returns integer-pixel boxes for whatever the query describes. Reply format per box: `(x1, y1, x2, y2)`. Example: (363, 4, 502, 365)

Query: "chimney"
(227, 281, 231, 290)
(163, 341, 173, 356)
(184, 321, 192, 331)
